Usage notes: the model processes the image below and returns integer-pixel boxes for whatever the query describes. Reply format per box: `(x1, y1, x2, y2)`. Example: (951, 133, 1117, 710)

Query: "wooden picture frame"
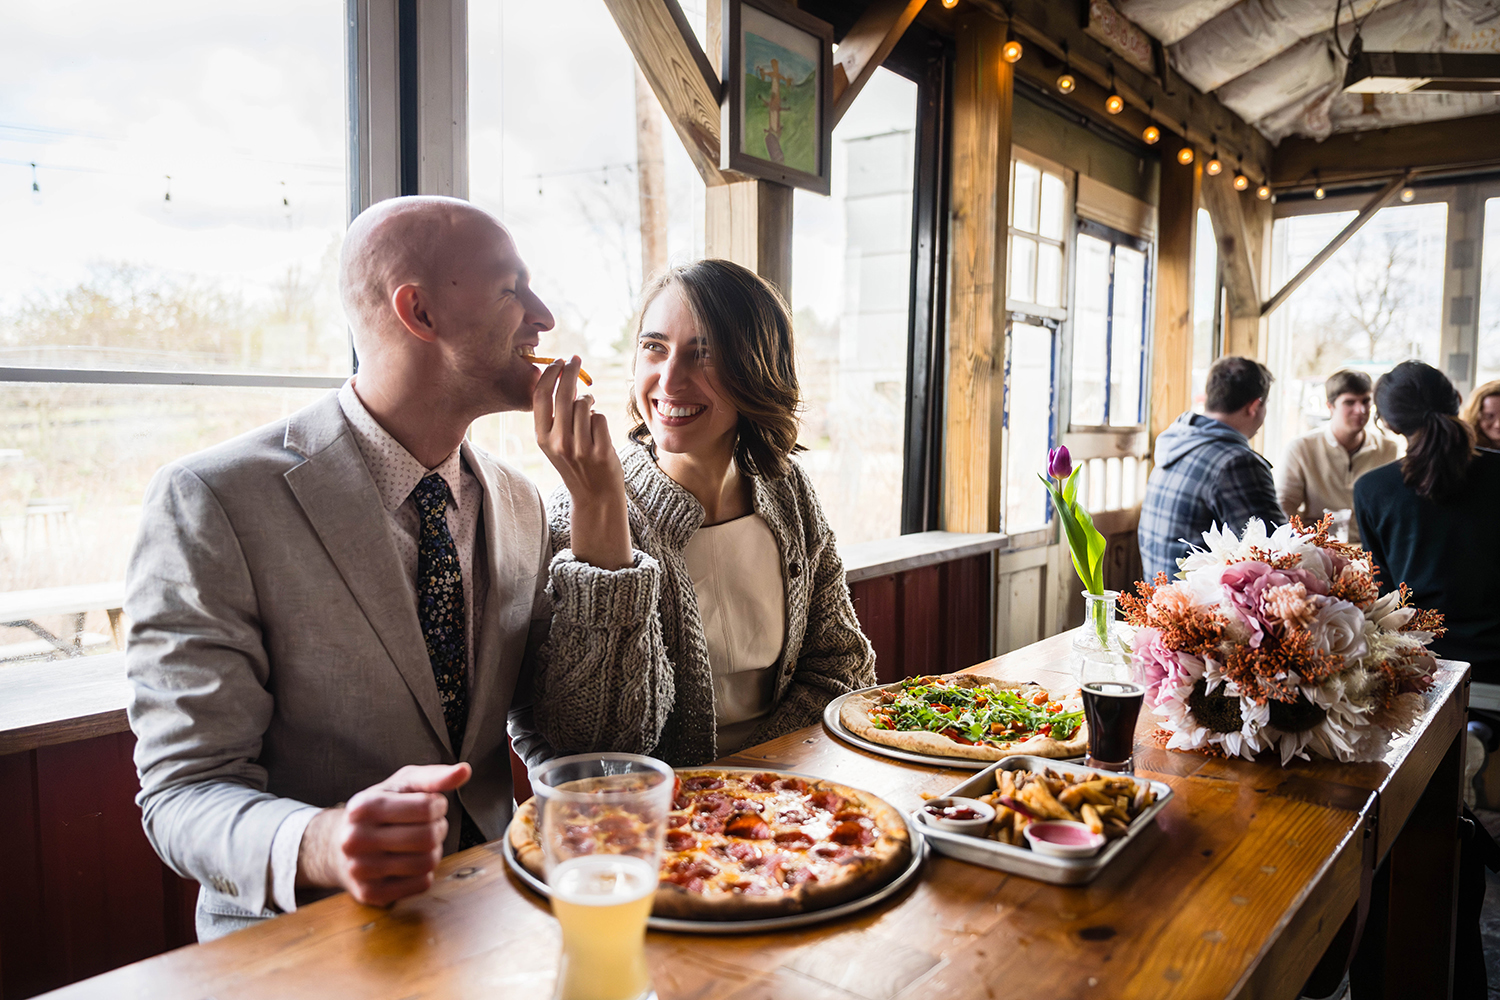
(720, 0, 833, 195)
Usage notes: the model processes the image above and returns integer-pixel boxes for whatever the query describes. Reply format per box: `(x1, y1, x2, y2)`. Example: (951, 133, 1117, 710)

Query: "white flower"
(1308, 599, 1369, 664)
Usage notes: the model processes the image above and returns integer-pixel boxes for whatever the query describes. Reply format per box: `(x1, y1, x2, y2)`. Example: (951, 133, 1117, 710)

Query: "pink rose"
(1134, 627, 1197, 707)
(1221, 561, 1329, 647)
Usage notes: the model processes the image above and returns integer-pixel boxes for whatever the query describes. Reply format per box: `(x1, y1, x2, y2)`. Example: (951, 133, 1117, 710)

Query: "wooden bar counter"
(38, 631, 1468, 1000)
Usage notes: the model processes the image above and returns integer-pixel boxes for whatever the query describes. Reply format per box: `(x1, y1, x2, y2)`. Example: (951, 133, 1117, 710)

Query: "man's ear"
(391, 283, 438, 344)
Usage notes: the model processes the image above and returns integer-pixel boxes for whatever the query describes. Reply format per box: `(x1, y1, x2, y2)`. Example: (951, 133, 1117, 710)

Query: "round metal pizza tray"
(823, 687, 1087, 771)
(501, 769, 926, 935)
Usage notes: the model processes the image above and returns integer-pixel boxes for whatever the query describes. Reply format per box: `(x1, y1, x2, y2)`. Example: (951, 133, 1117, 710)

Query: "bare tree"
(1331, 229, 1416, 362)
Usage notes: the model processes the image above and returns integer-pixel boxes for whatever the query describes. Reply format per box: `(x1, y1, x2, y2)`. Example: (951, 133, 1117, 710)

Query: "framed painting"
(720, 0, 833, 195)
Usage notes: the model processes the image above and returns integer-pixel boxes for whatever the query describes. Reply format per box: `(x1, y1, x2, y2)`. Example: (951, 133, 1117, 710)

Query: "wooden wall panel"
(1, 733, 198, 1000)
(849, 556, 994, 683)
(944, 555, 989, 673)
(900, 564, 943, 678)
(850, 575, 901, 685)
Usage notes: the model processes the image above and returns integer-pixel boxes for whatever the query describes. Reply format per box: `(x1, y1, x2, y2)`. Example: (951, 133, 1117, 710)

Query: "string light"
(163, 174, 171, 203)
(1177, 146, 1195, 165)
(1314, 173, 1325, 200)
(1256, 184, 1272, 200)
(1002, 40, 1023, 63)
(1142, 124, 1160, 144)
(1057, 72, 1076, 94)
(1400, 187, 1416, 202)
(1205, 157, 1222, 176)
(1233, 170, 1250, 192)
(941, 0, 958, 7)
(1105, 92, 1124, 114)
(30, 161, 38, 193)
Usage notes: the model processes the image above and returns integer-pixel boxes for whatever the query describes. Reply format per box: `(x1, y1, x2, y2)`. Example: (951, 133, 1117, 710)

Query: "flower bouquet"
(1120, 514, 1444, 764)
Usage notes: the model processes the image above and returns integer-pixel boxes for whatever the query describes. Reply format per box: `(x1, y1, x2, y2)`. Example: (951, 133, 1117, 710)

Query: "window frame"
(1066, 216, 1154, 434)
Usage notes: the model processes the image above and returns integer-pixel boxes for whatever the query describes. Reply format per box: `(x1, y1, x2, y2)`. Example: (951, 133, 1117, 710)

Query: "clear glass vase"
(1071, 590, 1129, 671)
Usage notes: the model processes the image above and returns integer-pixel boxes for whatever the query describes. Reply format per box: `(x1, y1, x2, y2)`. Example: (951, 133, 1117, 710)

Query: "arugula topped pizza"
(839, 673, 1088, 761)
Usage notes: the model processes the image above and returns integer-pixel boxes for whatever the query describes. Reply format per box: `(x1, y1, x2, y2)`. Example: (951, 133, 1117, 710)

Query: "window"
(1007, 159, 1069, 313)
(0, 3, 348, 638)
(790, 67, 918, 546)
(1070, 221, 1150, 429)
(1190, 207, 1219, 412)
(1266, 201, 1447, 464)
(1479, 196, 1500, 386)
(468, 0, 707, 499)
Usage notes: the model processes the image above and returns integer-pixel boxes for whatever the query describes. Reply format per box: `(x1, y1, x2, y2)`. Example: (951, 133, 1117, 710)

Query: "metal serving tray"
(914, 756, 1173, 885)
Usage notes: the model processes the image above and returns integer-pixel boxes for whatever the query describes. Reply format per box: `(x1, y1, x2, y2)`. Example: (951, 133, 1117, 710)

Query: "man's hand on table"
(297, 762, 471, 906)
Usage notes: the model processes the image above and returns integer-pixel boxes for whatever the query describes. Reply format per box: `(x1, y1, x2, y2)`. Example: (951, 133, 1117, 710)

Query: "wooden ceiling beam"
(964, 0, 1272, 180)
(1271, 113, 1500, 189)
(831, 0, 929, 126)
(603, 0, 725, 186)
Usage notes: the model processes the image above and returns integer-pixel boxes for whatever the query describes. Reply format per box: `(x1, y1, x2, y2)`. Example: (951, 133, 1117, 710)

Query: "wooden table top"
(42, 630, 1468, 1000)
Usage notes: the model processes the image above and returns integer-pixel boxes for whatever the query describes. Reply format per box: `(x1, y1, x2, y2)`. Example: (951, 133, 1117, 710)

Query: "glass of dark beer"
(1078, 651, 1145, 772)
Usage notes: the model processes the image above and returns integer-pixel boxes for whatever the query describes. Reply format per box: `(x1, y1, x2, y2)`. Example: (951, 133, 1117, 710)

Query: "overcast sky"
(1, 0, 917, 367)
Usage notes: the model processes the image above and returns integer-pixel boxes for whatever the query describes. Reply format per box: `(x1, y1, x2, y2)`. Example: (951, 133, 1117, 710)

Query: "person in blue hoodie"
(1138, 356, 1285, 580)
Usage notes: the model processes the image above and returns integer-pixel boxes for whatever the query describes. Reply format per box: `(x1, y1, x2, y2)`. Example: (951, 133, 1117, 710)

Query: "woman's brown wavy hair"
(626, 259, 803, 479)
(1460, 379, 1500, 446)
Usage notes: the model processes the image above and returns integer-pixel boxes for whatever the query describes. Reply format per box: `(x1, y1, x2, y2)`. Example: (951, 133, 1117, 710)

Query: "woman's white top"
(682, 513, 787, 753)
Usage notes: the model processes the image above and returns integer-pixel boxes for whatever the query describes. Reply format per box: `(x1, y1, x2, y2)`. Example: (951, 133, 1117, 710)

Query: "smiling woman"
(522, 258, 876, 766)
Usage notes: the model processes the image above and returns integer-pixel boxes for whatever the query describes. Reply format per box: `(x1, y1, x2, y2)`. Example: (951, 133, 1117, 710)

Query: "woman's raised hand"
(533, 356, 632, 570)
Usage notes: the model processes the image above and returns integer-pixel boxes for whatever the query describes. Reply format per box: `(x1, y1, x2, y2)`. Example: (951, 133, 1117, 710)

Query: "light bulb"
(1057, 72, 1076, 94)
(1205, 158, 1222, 176)
(1256, 184, 1272, 200)
(1142, 125, 1160, 144)
(942, 0, 958, 7)
(1314, 186, 1326, 200)
(1233, 173, 1250, 191)
(1177, 147, 1194, 165)
(1400, 187, 1415, 202)
(1002, 41, 1022, 63)
(1105, 93, 1124, 115)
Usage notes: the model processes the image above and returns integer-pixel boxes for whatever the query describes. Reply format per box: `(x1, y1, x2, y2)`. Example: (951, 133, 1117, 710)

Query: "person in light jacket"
(523, 259, 876, 766)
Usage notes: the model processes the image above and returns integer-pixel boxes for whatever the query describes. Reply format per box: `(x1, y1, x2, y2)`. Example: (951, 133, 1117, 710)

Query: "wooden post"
(634, 67, 669, 286)
(943, 10, 1011, 534)
(1149, 132, 1200, 442)
(1200, 170, 1269, 361)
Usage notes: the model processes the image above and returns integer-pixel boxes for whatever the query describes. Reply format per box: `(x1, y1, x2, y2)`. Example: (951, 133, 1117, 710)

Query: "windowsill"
(841, 530, 1008, 583)
(3, 532, 1017, 754)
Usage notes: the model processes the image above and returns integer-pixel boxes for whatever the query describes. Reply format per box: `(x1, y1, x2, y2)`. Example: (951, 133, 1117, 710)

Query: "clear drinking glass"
(532, 753, 674, 1000)
(1077, 650, 1145, 773)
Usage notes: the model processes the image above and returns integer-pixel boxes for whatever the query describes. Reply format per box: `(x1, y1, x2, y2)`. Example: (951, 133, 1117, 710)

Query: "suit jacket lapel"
(460, 442, 535, 761)
(283, 397, 453, 755)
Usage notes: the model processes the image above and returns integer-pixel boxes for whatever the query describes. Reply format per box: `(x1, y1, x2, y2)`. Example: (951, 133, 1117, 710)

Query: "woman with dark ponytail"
(1354, 361, 1500, 682)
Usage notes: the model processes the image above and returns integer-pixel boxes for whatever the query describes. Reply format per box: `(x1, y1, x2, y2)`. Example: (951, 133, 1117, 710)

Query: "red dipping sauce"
(925, 803, 983, 821)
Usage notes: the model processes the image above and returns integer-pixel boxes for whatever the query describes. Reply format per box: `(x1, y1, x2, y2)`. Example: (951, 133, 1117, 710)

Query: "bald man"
(125, 197, 655, 940)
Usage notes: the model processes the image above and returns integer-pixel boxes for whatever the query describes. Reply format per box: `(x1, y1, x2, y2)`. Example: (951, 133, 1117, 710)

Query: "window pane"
(1036, 243, 1063, 308)
(1070, 234, 1111, 426)
(1012, 161, 1040, 234)
(791, 67, 918, 545)
(0, 3, 349, 376)
(469, 0, 707, 497)
(1480, 196, 1500, 385)
(1265, 202, 1447, 464)
(1003, 322, 1054, 533)
(1110, 244, 1147, 426)
(1009, 235, 1037, 303)
(1191, 208, 1218, 412)
(0, 385, 326, 614)
(1039, 172, 1066, 241)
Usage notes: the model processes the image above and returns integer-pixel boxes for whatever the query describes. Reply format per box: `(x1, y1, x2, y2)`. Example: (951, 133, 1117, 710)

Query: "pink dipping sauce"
(1028, 822, 1097, 846)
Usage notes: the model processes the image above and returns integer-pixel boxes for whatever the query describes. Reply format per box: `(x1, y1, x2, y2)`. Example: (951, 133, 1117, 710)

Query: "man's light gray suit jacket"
(125, 392, 577, 939)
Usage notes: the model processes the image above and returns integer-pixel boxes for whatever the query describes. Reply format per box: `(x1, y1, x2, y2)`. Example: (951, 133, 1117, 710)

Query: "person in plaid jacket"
(1139, 357, 1285, 580)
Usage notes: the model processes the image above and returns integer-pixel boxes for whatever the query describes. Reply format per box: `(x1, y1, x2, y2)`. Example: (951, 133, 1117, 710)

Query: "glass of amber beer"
(532, 753, 674, 1000)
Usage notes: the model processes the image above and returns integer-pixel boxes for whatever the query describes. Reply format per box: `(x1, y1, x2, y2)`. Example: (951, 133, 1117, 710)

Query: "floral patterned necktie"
(411, 473, 468, 753)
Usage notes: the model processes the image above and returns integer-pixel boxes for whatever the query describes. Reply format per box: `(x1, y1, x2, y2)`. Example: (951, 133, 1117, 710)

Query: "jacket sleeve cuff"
(548, 549, 660, 627)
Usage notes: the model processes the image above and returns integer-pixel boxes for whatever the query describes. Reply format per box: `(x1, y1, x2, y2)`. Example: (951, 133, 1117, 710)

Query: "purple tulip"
(1047, 445, 1072, 481)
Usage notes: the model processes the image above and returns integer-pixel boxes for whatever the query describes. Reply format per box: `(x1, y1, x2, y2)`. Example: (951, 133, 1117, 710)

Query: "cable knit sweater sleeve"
(527, 500, 672, 760)
(745, 464, 876, 747)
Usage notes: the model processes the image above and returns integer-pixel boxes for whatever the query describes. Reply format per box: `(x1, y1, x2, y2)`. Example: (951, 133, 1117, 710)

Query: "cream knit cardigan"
(528, 441, 876, 767)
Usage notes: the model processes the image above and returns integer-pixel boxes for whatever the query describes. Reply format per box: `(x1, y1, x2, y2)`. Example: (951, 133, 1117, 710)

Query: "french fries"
(522, 353, 594, 386)
(975, 767, 1156, 849)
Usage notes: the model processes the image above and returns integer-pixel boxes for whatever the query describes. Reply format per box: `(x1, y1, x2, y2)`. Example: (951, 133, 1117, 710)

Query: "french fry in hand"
(521, 353, 593, 386)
